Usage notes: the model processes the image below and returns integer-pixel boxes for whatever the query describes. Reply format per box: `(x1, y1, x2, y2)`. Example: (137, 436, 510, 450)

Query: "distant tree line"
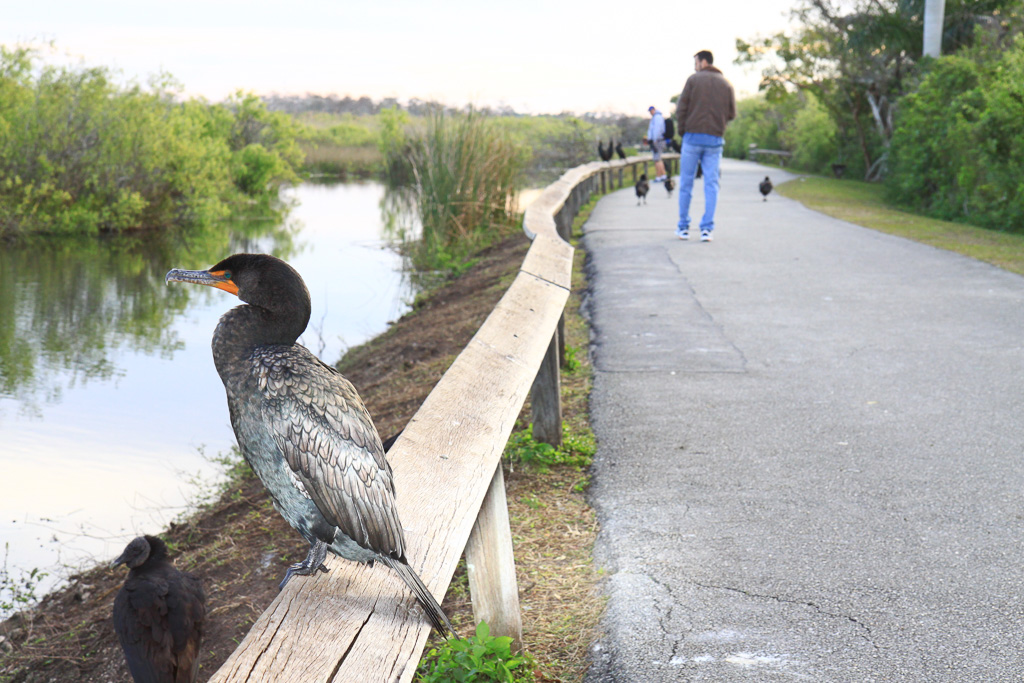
(276, 93, 649, 184)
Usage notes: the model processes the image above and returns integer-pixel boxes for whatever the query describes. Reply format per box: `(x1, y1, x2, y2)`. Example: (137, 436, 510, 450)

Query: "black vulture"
(111, 535, 205, 683)
(615, 141, 627, 161)
(598, 140, 613, 162)
(165, 254, 455, 637)
(760, 176, 773, 201)
(664, 176, 675, 197)
(635, 174, 649, 205)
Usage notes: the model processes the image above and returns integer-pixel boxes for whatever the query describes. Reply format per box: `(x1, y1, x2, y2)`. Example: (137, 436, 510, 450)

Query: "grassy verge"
(777, 176, 1024, 276)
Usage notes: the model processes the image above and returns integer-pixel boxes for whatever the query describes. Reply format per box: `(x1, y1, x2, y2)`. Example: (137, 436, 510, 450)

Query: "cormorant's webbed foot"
(279, 540, 330, 590)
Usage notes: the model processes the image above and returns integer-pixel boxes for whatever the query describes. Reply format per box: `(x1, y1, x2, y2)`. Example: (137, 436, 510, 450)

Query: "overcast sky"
(4, 0, 798, 115)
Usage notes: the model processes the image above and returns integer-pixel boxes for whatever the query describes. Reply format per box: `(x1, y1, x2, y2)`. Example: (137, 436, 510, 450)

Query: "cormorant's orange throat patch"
(208, 270, 240, 296)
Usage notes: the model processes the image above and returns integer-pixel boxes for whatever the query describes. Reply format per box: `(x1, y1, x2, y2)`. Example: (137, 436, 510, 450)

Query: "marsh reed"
(385, 108, 526, 272)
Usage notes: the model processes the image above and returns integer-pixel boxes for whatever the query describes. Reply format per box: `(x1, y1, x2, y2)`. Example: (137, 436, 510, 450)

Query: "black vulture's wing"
(254, 345, 406, 559)
(114, 577, 175, 683)
(165, 570, 205, 683)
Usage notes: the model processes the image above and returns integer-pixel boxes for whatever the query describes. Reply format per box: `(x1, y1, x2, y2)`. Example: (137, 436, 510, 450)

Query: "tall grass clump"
(384, 107, 526, 273)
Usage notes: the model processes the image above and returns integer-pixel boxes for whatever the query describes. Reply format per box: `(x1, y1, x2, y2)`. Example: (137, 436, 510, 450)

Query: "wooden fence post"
(557, 313, 566, 368)
(600, 170, 606, 195)
(465, 464, 523, 652)
(530, 330, 562, 446)
(632, 163, 637, 184)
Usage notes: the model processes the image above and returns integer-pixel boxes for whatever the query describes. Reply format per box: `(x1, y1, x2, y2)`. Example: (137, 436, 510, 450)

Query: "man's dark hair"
(694, 50, 714, 64)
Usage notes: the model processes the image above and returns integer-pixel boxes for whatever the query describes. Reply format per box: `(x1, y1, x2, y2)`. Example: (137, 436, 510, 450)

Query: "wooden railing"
(208, 153, 673, 682)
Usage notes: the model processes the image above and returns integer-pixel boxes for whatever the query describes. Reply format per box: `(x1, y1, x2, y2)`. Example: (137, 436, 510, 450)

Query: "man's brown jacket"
(676, 66, 736, 138)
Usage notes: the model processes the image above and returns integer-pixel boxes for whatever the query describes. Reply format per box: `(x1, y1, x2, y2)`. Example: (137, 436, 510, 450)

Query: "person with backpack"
(664, 116, 680, 153)
(674, 50, 736, 242)
(643, 106, 668, 183)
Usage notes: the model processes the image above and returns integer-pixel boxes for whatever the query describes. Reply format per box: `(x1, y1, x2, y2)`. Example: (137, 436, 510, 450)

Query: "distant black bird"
(760, 175, 773, 201)
(112, 535, 205, 683)
(668, 138, 681, 153)
(635, 174, 649, 205)
(664, 176, 676, 197)
(598, 139, 613, 162)
(165, 254, 455, 637)
(695, 162, 703, 179)
(615, 141, 627, 161)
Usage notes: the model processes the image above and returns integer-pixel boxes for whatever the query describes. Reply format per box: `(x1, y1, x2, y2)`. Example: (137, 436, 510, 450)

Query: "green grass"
(777, 176, 1024, 276)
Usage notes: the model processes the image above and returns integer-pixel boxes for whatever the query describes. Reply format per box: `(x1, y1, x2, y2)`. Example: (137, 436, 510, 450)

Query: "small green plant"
(563, 344, 581, 373)
(417, 621, 535, 683)
(1, 543, 48, 617)
(504, 423, 596, 472)
(520, 494, 544, 510)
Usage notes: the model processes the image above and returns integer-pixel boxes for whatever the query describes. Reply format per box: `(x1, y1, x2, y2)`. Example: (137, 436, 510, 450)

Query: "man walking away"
(674, 50, 736, 242)
(644, 106, 668, 183)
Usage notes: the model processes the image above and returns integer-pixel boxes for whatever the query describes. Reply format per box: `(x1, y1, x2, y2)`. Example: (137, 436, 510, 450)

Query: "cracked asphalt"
(582, 159, 1024, 681)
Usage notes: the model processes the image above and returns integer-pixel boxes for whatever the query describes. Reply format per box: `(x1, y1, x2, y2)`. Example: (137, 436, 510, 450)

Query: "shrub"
(0, 48, 302, 236)
(780, 92, 837, 174)
(504, 423, 596, 472)
(417, 621, 535, 683)
(887, 42, 1024, 231)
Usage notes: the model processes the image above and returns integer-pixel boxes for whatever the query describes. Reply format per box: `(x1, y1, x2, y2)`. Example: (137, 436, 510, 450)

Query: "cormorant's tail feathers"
(383, 556, 457, 638)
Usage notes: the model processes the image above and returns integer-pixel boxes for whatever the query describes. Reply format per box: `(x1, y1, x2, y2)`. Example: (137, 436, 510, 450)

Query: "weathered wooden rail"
(208, 153, 675, 682)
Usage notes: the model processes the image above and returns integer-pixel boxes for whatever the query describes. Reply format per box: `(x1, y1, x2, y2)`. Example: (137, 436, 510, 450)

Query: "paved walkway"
(582, 159, 1024, 682)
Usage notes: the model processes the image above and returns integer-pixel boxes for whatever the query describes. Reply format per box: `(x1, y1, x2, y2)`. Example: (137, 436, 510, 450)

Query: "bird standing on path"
(615, 141, 627, 161)
(111, 535, 205, 683)
(760, 175, 773, 201)
(166, 254, 455, 637)
(636, 174, 649, 205)
(664, 176, 676, 197)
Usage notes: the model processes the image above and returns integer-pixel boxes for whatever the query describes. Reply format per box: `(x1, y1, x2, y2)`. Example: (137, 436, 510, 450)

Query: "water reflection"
(0, 209, 297, 417)
(0, 182, 412, 614)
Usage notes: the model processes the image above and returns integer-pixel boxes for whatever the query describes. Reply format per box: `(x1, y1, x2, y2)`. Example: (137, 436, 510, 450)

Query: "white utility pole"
(923, 0, 947, 57)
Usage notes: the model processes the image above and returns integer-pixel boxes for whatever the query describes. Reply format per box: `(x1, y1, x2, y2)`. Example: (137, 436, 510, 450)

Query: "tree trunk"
(923, 0, 947, 58)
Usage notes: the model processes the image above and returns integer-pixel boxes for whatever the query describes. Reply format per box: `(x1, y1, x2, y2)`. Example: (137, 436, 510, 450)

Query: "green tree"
(737, 0, 1024, 180)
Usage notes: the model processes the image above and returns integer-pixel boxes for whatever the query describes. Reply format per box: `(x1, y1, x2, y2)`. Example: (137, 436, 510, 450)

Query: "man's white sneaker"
(700, 231, 713, 242)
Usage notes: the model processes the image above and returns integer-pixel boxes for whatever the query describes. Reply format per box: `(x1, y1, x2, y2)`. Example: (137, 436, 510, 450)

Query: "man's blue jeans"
(676, 141, 724, 234)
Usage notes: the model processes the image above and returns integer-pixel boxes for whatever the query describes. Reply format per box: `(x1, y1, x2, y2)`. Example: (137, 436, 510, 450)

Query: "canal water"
(0, 182, 414, 613)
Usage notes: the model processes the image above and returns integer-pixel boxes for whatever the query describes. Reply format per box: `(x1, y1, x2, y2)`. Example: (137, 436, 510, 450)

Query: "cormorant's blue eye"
(222, 270, 232, 280)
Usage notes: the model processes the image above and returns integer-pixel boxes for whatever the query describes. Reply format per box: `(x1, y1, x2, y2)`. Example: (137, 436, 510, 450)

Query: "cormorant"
(111, 535, 205, 683)
(165, 254, 455, 637)
(615, 141, 627, 161)
(635, 174, 649, 205)
(760, 175, 773, 201)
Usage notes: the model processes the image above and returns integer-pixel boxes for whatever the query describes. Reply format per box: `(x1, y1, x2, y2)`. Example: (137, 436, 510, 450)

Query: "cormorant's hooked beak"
(166, 268, 240, 296)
